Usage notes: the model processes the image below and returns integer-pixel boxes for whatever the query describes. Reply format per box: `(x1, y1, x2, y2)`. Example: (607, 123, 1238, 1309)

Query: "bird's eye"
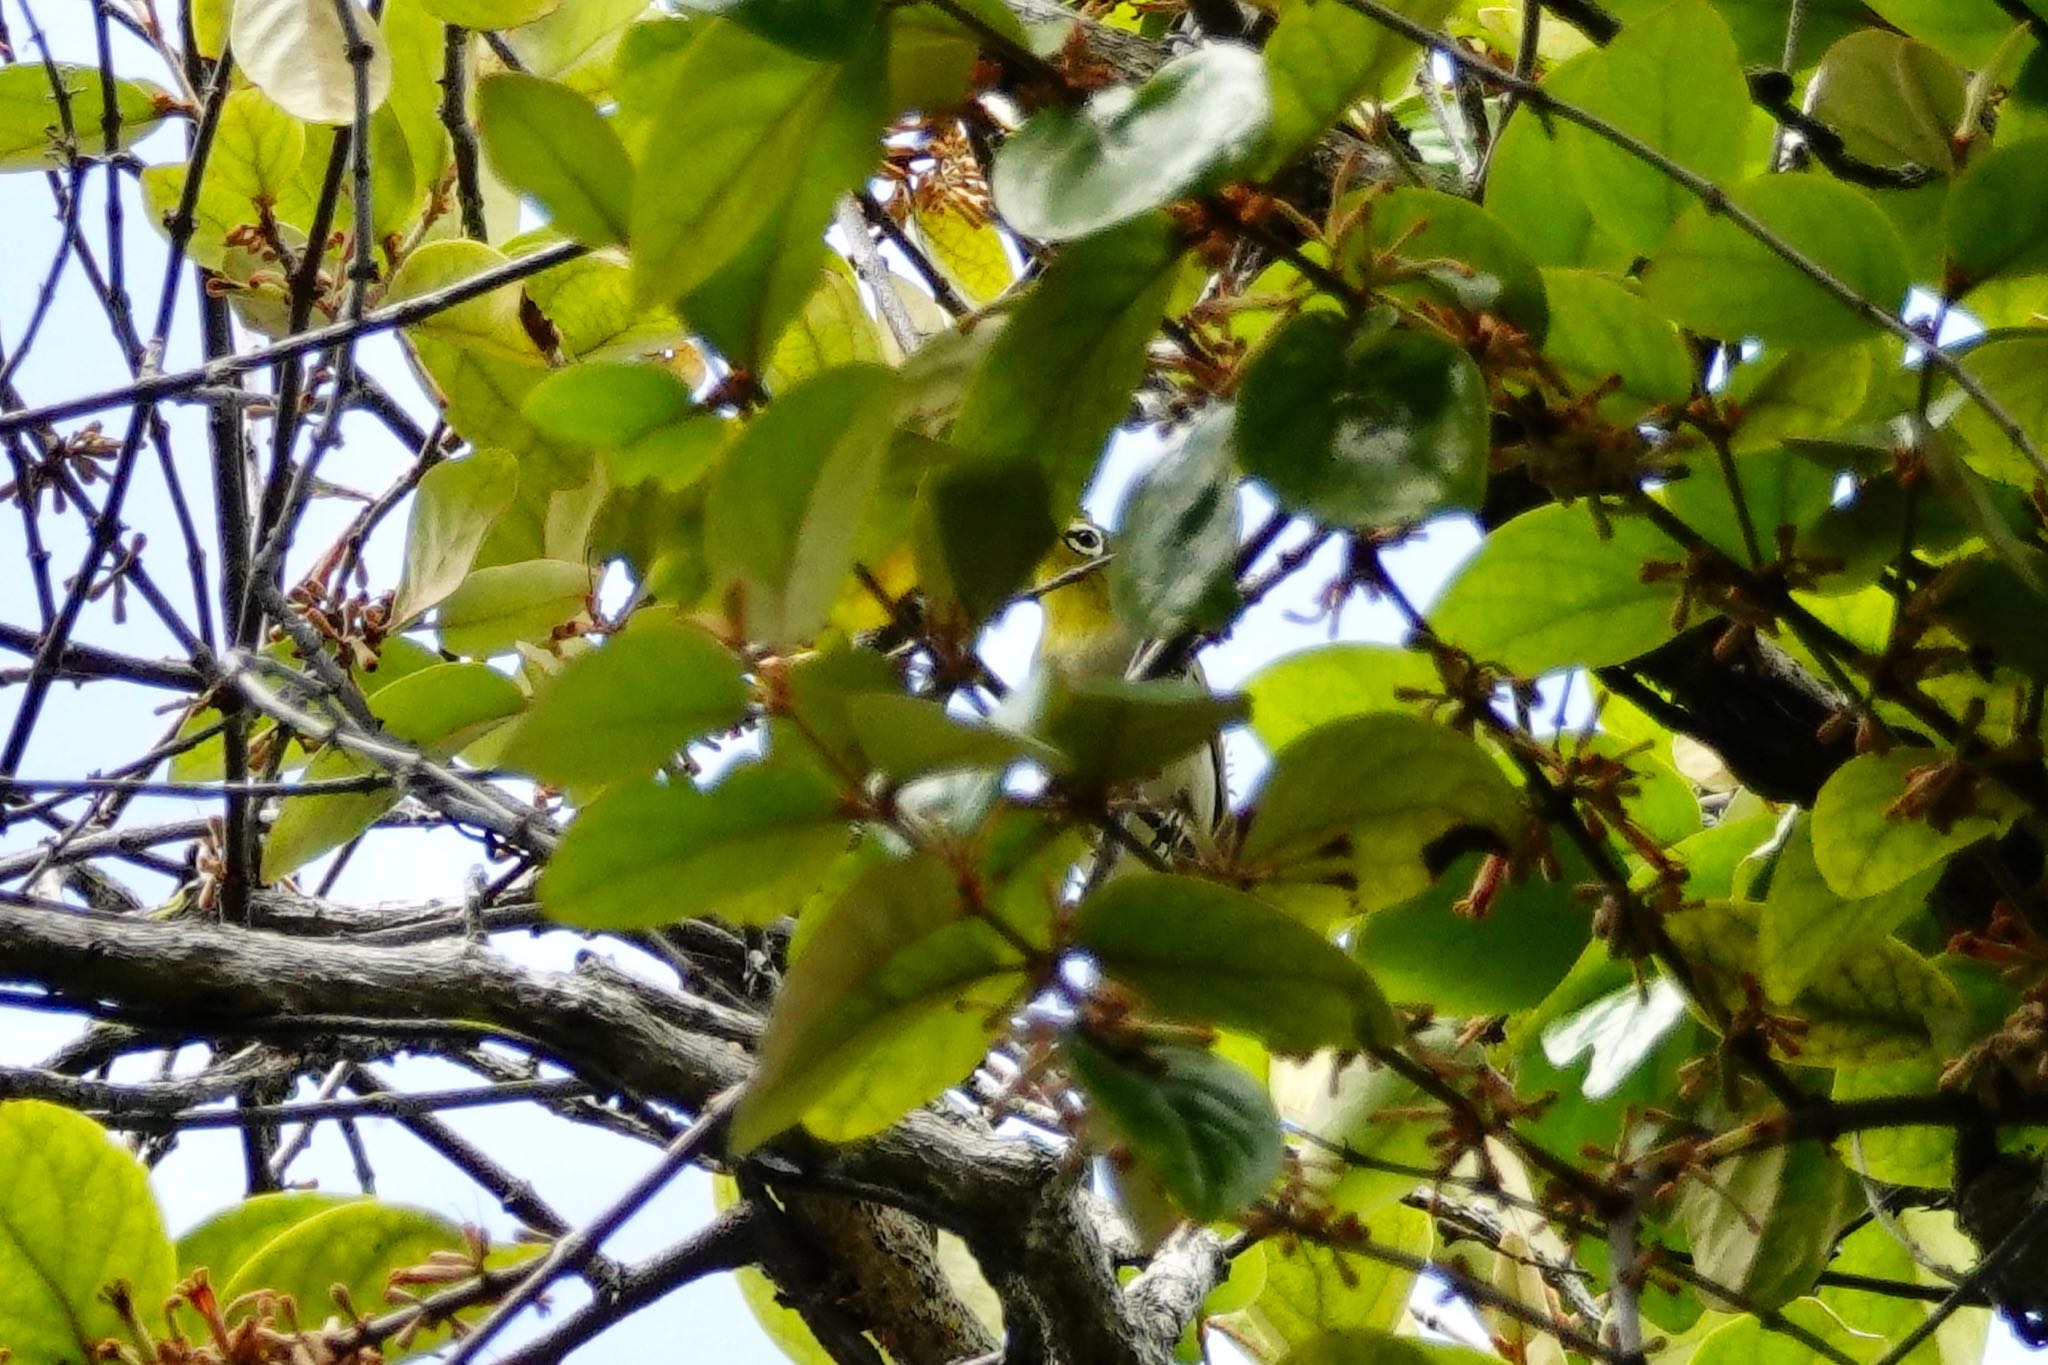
(1064, 526, 1103, 555)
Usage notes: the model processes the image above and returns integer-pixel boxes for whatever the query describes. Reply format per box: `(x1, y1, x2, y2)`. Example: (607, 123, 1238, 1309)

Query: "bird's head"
(1034, 518, 1127, 679)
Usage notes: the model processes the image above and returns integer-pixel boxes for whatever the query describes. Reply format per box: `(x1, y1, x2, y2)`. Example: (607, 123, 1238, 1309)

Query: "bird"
(1028, 517, 1228, 868)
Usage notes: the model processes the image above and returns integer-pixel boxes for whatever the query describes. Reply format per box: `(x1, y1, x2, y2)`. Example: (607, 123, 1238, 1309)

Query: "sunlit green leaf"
(436, 559, 592, 657)
(1946, 139, 2048, 295)
(501, 613, 748, 789)
(1762, 811, 1942, 1000)
(1663, 898, 1964, 1064)
(0, 63, 173, 172)
(0, 1102, 176, 1358)
(1361, 188, 1549, 342)
(732, 853, 1026, 1151)
(392, 448, 519, 625)
(1644, 175, 1909, 349)
(631, 20, 882, 308)
(262, 664, 525, 878)
(1679, 1140, 1856, 1309)
(539, 754, 849, 929)
(1537, 267, 1692, 413)
(1241, 645, 1435, 755)
(1432, 504, 1680, 675)
(1810, 748, 2020, 899)
(1554, 0, 1750, 256)
(1808, 29, 1964, 173)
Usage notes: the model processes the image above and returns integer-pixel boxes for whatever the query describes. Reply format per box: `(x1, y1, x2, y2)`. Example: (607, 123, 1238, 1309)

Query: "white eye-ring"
(1064, 525, 1104, 556)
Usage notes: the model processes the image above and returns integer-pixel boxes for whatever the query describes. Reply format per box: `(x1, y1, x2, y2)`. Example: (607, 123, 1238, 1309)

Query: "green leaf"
(408, 334, 580, 484)
(706, 364, 899, 647)
(1555, 0, 1750, 256)
(500, 613, 748, 789)
(631, 21, 882, 307)
(764, 258, 886, 392)
(914, 456, 1059, 626)
(218, 1200, 470, 1330)
(1946, 138, 2048, 294)
(675, 0, 882, 60)
(1073, 873, 1401, 1052)
(1810, 749, 2019, 899)
(1274, 1052, 1439, 1217)
(1432, 504, 1681, 675)
(391, 448, 518, 625)
(1861, 0, 2020, 68)
(1809, 29, 1965, 174)
(952, 212, 1184, 508)
(1663, 899, 1964, 1064)
(1948, 332, 2048, 485)
(1026, 675, 1245, 793)
(1360, 189, 1549, 343)
(1281, 1329, 1498, 1365)
(608, 415, 729, 492)
(1257, 0, 1455, 174)
(1537, 267, 1693, 413)
(1060, 1033, 1282, 1222)
(1235, 316, 1488, 528)
(1927, 548, 2048, 681)
(993, 44, 1269, 243)
(1691, 1299, 1886, 1365)
(887, 2, 1016, 113)
(1657, 447, 1842, 570)
(1109, 409, 1240, 639)
(0, 63, 173, 171)
(842, 694, 1054, 779)
(231, 0, 394, 125)
(781, 646, 902, 773)
(1237, 1207, 1428, 1346)
(391, 239, 549, 364)
(1679, 1141, 1856, 1309)
(538, 756, 849, 928)
(1832, 1060, 1955, 1187)
(421, 0, 557, 25)
(731, 853, 1026, 1151)
(478, 72, 633, 247)
(263, 664, 525, 878)
(517, 243, 687, 363)
(1643, 175, 1909, 349)
(0, 1102, 176, 1358)
(1239, 713, 1523, 912)
(1242, 644, 1435, 754)
(523, 363, 697, 450)
(176, 1192, 359, 1279)
(1821, 1209, 1993, 1362)
(1356, 849, 1594, 1014)
(1480, 58, 1621, 271)
(436, 559, 591, 657)
(1762, 811, 1942, 1000)
(1723, 344, 1875, 455)
(212, 88, 306, 207)
(503, 0, 653, 93)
